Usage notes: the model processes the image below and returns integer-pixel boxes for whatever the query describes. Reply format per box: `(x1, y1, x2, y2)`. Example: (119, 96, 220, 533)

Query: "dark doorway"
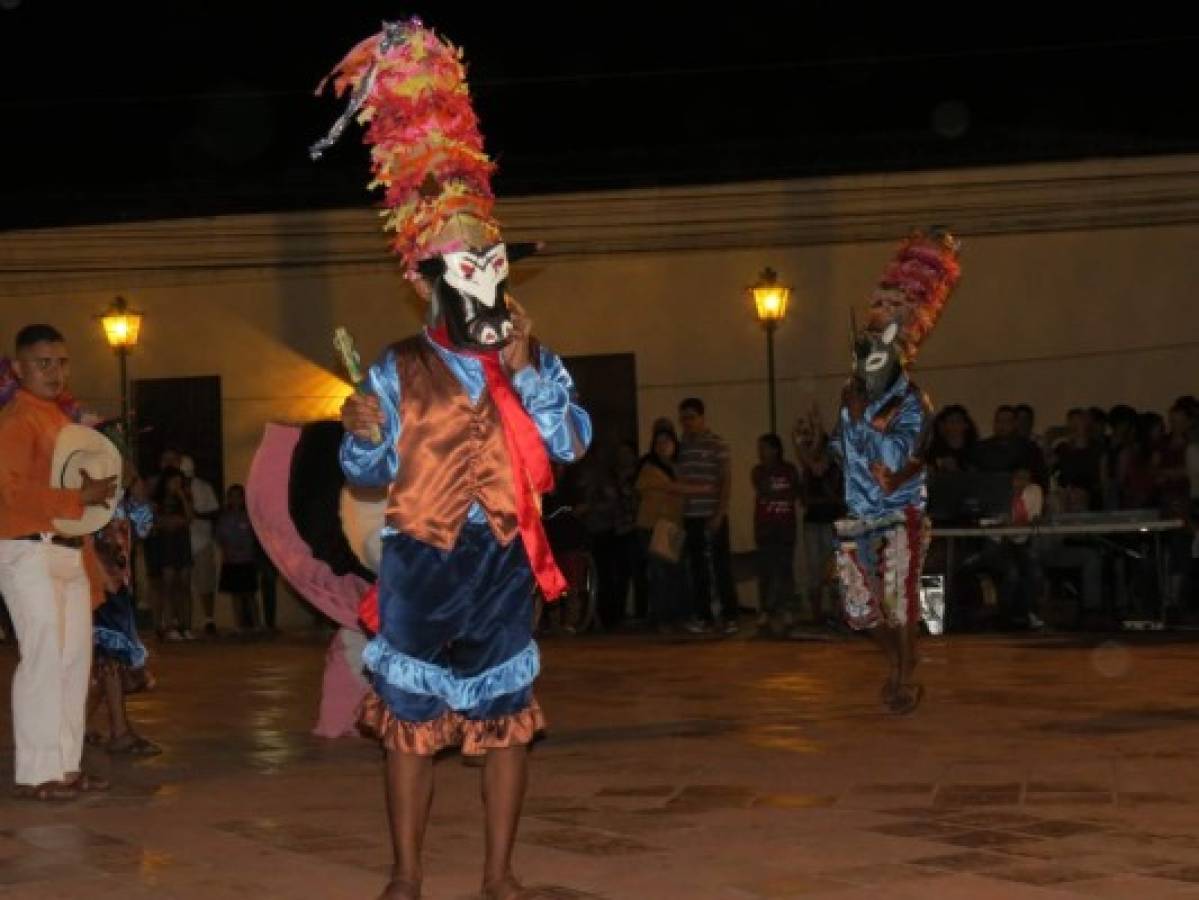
(562, 353, 639, 461)
(133, 375, 224, 492)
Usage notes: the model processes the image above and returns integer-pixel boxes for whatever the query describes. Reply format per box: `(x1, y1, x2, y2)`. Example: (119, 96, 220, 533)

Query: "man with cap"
(0, 324, 116, 799)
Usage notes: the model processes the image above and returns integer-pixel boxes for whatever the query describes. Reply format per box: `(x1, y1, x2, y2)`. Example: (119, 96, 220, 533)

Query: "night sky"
(1, 3, 1196, 230)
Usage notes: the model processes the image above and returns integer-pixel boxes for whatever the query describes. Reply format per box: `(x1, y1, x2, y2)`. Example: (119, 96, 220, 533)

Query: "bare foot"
(879, 672, 899, 708)
(377, 877, 420, 899)
(482, 874, 526, 900)
(888, 683, 925, 715)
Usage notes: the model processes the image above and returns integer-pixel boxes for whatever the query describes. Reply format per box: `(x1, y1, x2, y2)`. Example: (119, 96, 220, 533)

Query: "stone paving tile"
(1009, 818, 1110, 838)
(6, 823, 128, 851)
(1155, 867, 1199, 885)
(994, 842, 1074, 862)
(876, 806, 958, 819)
(1027, 781, 1111, 793)
(1025, 791, 1115, 806)
(866, 820, 972, 839)
(451, 887, 609, 900)
(751, 793, 839, 810)
(663, 783, 757, 812)
(933, 829, 1043, 851)
(525, 796, 599, 816)
(1119, 791, 1192, 806)
(935, 784, 1023, 807)
(817, 862, 948, 886)
(888, 872, 1086, 899)
(0, 854, 96, 887)
(520, 826, 658, 857)
(940, 810, 1044, 829)
(852, 782, 936, 795)
(1060, 873, 1199, 896)
(987, 864, 1110, 887)
(905, 850, 1017, 873)
(593, 784, 676, 798)
(732, 873, 861, 897)
(534, 808, 697, 836)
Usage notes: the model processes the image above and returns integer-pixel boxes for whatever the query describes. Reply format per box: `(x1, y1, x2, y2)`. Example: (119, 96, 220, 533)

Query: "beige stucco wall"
(2, 153, 1198, 626)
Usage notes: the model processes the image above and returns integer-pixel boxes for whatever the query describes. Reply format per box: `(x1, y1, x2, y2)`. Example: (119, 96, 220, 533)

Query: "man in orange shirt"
(0, 325, 116, 800)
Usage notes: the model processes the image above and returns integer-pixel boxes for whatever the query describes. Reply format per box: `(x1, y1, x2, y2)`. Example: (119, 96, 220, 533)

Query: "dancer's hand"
(808, 401, 825, 437)
(342, 393, 384, 441)
(79, 469, 117, 507)
(793, 414, 816, 452)
(842, 380, 867, 423)
(502, 295, 533, 373)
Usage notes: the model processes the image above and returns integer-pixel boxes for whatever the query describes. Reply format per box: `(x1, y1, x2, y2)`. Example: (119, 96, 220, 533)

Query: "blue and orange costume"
(341, 330, 590, 754)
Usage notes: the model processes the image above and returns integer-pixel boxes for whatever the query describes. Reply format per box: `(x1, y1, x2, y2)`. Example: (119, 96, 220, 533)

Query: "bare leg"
(898, 621, 919, 687)
(378, 750, 434, 900)
(178, 567, 194, 633)
(162, 568, 181, 632)
(867, 625, 902, 706)
(148, 576, 166, 634)
(86, 668, 105, 740)
(102, 665, 131, 741)
(889, 620, 924, 714)
(482, 745, 529, 899)
(237, 593, 259, 631)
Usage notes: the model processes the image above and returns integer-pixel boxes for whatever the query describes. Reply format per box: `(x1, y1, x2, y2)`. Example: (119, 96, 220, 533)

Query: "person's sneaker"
(163, 629, 184, 643)
(1027, 612, 1047, 631)
(683, 618, 713, 635)
(204, 621, 217, 637)
(181, 630, 199, 641)
(721, 619, 740, 636)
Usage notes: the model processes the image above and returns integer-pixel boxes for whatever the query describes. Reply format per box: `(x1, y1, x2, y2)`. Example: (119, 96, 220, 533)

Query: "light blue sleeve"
(125, 498, 155, 539)
(830, 416, 846, 466)
(840, 390, 926, 471)
(338, 347, 402, 488)
(511, 346, 593, 464)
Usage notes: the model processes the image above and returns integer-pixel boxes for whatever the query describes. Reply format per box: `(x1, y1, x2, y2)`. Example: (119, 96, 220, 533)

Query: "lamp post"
(99, 295, 143, 459)
(749, 268, 791, 434)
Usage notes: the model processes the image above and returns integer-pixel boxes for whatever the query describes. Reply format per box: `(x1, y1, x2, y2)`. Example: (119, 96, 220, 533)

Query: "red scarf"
(429, 325, 567, 600)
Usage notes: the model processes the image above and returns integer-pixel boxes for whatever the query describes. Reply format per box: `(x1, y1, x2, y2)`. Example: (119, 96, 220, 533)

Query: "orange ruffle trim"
(358, 691, 546, 757)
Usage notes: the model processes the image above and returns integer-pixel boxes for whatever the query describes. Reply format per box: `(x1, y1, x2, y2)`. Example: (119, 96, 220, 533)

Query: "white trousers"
(0, 539, 92, 786)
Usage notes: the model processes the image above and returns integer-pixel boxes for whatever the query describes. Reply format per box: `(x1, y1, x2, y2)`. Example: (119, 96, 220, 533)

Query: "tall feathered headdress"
(310, 18, 499, 275)
(865, 228, 962, 364)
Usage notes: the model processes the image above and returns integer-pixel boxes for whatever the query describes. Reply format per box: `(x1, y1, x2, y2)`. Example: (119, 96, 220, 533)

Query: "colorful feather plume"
(865, 228, 962, 363)
(312, 18, 499, 273)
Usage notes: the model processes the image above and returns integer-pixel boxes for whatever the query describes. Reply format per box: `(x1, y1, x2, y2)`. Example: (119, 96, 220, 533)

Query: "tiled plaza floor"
(2, 628, 1199, 898)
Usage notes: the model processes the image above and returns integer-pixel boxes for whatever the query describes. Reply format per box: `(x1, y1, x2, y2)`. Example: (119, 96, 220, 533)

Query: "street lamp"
(99, 295, 143, 457)
(749, 267, 791, 434)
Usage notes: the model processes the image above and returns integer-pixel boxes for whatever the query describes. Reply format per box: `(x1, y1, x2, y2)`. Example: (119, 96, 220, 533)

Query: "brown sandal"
(13, 781, 78, 802)
(107, 733, 162, 757)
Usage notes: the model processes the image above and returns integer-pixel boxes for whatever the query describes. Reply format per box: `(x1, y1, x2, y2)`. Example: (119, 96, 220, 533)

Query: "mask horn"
(416, 257, 445, 281)
(506, 241, 544, 264)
